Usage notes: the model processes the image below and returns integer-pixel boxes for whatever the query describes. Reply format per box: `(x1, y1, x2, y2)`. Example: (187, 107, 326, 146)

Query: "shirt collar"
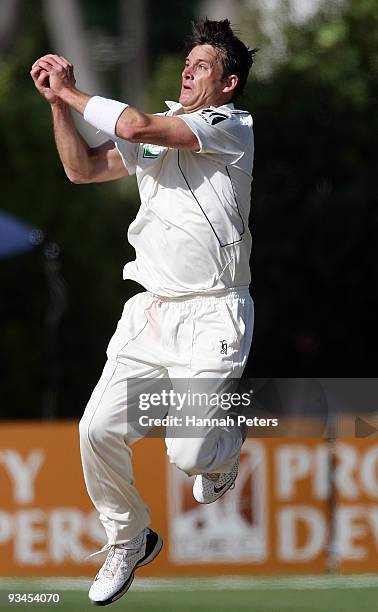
(165, 100, 235, 114)
(165, 100, 182, 112)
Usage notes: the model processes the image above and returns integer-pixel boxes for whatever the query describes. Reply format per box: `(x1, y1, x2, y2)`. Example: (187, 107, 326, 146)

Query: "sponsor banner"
(0, 422, 102, 576)
(1, 422, 378, 575)
(168, 441, 268, 564)
(167, 439, 329, 573)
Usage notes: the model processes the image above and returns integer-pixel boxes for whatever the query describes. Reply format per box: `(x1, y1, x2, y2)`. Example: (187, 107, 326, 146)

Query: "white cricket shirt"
(114, 101, 254, 297)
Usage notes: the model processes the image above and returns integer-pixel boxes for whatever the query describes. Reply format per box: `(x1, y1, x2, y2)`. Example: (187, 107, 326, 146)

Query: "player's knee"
(79, 410, 112, 450)
(168, 452, 198, 475)
(167, 440, 212, 475)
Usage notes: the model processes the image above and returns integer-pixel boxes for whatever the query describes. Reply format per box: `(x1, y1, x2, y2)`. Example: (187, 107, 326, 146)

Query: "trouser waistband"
(148, 286, 251, 304)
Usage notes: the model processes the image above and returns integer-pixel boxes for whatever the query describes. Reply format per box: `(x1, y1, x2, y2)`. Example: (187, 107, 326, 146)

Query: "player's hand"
(30, 63, 60, 104)
(31, 55, 76, 101)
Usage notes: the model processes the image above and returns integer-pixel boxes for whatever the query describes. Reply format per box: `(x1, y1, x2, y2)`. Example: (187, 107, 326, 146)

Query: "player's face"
(179, 45, 229, 112)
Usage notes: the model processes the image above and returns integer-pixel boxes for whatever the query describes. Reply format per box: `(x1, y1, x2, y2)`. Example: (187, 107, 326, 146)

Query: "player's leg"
(79, 359, 166, 543)
(165, 290, 254, 502)
(79, 292, 167, 605)
(165, 376, 242, 471)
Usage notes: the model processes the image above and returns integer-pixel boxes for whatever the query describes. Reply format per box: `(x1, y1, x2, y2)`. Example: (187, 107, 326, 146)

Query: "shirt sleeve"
(113, 138, 139, 175)
(177, 108, 253, 165)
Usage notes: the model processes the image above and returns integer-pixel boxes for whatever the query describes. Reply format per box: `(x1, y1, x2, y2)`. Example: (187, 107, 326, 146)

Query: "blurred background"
(0, 1, 378, 610)
(1, 0, 377, 420)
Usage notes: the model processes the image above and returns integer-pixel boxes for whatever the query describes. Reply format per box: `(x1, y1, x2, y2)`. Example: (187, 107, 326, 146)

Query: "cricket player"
(31, 18, 256, 606)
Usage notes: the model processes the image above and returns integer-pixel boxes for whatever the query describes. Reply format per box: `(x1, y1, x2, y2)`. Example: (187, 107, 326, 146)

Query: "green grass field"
(1, 576, 378, 612)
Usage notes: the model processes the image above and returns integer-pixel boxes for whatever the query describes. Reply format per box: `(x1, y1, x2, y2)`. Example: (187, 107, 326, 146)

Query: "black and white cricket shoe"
(193, 457, 240, 504)
(89, 528, 163, 606)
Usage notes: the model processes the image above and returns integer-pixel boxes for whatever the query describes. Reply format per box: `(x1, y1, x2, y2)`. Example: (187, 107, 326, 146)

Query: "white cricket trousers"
(79, 288, 254, 544)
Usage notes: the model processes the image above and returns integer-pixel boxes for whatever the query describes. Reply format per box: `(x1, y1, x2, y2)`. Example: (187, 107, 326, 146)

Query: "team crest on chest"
(143, 143, 163, 158)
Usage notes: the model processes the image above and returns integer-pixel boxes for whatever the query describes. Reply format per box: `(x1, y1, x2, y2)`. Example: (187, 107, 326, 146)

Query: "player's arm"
(116, 109, 199, 150)
(33, 54, 199, 151)
(60, 95, 198, 150)
(50, 102, 128, 184)
(31, 56, 129, 184)
(58, 90, 198, 151)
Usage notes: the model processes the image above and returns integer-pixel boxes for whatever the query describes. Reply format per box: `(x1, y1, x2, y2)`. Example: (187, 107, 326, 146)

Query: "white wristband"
(83, 96, 129, 138)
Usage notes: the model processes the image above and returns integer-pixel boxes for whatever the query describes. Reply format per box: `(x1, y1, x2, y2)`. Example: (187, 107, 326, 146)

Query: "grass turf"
(1, 578, 378, 612)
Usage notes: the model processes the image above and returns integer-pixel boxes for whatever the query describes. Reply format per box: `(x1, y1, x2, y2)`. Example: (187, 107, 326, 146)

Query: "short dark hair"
(184, 18, 257, 100)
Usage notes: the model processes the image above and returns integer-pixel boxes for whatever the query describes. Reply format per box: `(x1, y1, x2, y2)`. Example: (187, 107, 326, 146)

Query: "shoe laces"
(103, 545, 129, 578)
(89, 530, 146, 578)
